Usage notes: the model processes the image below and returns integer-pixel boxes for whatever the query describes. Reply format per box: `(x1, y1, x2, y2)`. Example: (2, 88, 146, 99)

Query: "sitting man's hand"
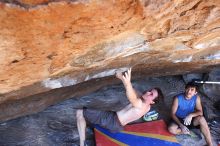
(184, 114, 193, 126)
(180, 124, 190, 134)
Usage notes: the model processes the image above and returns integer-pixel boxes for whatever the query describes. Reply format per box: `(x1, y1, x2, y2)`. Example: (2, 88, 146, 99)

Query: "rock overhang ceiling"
(0, 0, 220, 122)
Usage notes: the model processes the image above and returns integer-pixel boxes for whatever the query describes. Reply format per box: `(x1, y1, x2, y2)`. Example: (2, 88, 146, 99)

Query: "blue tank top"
(175, 93, 197, 118)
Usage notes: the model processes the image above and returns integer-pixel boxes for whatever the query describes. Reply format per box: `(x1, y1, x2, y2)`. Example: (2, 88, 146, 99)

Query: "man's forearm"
(117, 68, 139, 105)
(172, 114, 183, 127)
(121, 80, 138, 104)
(190, 110, 203, 117)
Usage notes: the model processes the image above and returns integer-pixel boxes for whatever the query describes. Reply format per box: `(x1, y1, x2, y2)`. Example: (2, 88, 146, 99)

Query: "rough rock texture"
(0, 0, 220, 121)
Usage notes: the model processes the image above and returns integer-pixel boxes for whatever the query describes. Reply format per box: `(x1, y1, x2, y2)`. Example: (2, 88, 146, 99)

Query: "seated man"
(76, 68, 164, 146)
(168, 82, 213, 146)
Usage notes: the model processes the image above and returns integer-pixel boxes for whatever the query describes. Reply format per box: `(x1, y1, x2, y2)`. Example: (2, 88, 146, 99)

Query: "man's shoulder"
(174, 93, 184, 98)
(195, 94, 201, 101)
(195, 94, 200, 98)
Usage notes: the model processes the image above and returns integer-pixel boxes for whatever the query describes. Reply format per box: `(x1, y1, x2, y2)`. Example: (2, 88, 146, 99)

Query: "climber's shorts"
(83, 108, 124, 133)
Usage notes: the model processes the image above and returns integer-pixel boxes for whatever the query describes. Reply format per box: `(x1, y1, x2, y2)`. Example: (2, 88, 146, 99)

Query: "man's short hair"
(185, 81, 198, 91)
(153, 87, 164, 104)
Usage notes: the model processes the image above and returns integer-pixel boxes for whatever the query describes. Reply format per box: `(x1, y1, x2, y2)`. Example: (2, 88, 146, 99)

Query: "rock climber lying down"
(76, 68, 164, 146)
